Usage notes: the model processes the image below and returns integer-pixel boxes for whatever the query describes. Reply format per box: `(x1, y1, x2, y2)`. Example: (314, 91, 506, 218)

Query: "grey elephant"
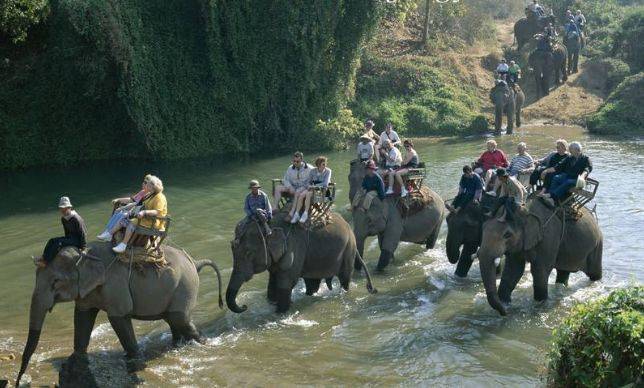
(477, 197, 603, 315)
(529, 45, 567, 98)
(564, 33, 584, 74)
(352, 186, 444, 271)
(489, 83, 524, 134)
(16, 243, 223, 386)
(226, 211, 376, 314)
(514, 14, 556, 50)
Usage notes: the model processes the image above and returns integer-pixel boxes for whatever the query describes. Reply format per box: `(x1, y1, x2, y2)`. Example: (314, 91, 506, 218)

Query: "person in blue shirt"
(362, 160, 386, 200)
(244, 180, 272, 235)
(448, 165, 484, 213)
(564, 17, 580, 38)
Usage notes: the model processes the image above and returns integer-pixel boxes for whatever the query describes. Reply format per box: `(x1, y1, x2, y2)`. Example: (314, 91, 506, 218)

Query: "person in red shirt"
(475, 139, 508, 172)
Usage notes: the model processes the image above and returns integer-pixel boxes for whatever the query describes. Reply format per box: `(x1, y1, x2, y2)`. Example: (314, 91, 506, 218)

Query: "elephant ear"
(77, 252, 106, 299)
(267, 228, 293, 270)
(521, 213, 543, 251)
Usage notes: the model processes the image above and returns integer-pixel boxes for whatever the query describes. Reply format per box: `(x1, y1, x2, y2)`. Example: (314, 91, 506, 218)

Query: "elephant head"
(445, 204, 483, 265)
(226, 222, 293, 313)
(348, 160, 367, 203)
(351, 195, 388, 256)
(16, 247, 105, 386)
(477, 213, 542, 315)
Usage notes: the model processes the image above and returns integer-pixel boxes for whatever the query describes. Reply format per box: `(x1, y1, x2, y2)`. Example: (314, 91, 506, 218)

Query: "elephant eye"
(503, 231, 513, 239)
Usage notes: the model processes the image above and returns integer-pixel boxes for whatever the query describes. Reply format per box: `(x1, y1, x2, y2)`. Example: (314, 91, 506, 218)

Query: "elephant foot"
(276, 288, 292, 313)
(125, 355, 146, 373)
(588, 273, 602, 281)
(325, 277, 333, 290)
(353, 259, 363, 271)
(376, 251, 392, 272)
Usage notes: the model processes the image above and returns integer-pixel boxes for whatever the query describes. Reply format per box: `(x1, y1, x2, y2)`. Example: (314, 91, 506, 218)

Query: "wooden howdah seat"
(560, 177, 599, 211)
(112, 202, 171, 252)
(382, 162, 427, 195)
(271, 179, 336, 223)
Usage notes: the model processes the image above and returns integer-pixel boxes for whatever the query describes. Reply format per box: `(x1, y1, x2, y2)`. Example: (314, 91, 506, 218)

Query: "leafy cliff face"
(0, 0, 377, 169)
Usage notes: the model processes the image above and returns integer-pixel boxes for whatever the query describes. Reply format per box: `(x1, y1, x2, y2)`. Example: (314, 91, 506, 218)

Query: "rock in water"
(58, 354, 98, 388)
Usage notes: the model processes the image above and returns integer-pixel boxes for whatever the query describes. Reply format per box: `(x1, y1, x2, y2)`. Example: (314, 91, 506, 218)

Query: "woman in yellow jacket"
(113, 175, 167, 253)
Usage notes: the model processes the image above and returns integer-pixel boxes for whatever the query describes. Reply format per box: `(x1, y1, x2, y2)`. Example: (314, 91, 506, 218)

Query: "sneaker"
(290, 212, 300, 224)
(112, 242, 128, 253)
(385, 188, 394, 195)
(97, 231, 112, 242)
(401, 188, 409, 197)
(299, 211, 308, 223)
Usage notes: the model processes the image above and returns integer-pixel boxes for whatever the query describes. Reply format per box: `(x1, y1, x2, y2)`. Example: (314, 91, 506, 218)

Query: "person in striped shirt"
(508, 142, 534, 179)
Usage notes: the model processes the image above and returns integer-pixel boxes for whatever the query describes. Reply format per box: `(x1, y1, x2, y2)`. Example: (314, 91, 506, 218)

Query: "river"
(0, 125, 642, 386)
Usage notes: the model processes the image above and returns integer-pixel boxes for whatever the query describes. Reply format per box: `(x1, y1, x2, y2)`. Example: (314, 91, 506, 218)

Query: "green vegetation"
(546, 286, 644, 386)
(0, 0, 378, 169)
(0, 0, 49, 43)
(587, 72, 644, 135)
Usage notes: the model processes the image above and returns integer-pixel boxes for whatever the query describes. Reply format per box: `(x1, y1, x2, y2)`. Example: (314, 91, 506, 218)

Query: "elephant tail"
(196, 259, 224, 309)
(355, 253, 378, 294)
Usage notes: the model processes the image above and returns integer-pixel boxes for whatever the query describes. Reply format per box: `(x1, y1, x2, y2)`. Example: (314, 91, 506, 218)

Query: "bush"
(611, 7, 644, 72)
(0, 0, 49, 43)
(587, 72, 644, 135)
(305, 109, 363, 151)
(546, 286, 644, 387)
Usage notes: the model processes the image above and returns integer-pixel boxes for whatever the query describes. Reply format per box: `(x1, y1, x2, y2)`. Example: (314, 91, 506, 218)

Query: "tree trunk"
(422, 0, 431, 45)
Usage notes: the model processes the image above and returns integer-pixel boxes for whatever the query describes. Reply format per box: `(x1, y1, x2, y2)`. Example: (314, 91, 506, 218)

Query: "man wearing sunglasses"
(273, 151, 312, 214)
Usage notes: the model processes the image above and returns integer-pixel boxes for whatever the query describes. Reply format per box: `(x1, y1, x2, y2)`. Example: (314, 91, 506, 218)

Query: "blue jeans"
(105, 210, 128, 232)
(549, 173, 577, 200)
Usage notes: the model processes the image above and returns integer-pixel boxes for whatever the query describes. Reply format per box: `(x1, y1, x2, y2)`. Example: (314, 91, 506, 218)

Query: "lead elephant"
(514, 14, 556, 50)
(477, 197, 603, 315)
(226, 211, 376, 314)
(489, 83, 524, 134)
(529, 45, 567, 98)
(16, 243, 223, 386)
(352, 186, 444, 271)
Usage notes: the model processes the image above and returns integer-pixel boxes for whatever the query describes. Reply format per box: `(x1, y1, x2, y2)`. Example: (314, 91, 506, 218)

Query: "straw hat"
(248, 180, 261, 189)
(58, 196, 73, 208)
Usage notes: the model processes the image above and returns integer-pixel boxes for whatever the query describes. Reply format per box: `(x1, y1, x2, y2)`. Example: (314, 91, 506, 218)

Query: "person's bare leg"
(303, 191, 313, 210)
(395, 172, 404, 188)
(388, 171, 396, 190)
(121, 226, 134, 245)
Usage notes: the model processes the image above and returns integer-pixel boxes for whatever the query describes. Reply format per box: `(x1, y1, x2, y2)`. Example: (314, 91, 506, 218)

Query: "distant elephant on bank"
(529, 45, 567, 98)
(351, 186, 444, 271)
(564, 33, 583, 74)
(489, 83, 524, 134)
(16, 243, 223, 386)
(226, 212, 376, 314)
(477, 197, 603, 316)
(514, 14, 556, 50)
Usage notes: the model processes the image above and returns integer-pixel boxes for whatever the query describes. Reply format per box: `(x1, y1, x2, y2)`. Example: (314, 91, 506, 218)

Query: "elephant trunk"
(16, 292, 51, 386)
(225, 272, 248, 314)
(445, 232, 461, 264)
(479, 253, 507, 316)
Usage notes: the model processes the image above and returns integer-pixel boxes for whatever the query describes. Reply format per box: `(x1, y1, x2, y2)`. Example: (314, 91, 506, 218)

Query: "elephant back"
(395, 186, 439, 218)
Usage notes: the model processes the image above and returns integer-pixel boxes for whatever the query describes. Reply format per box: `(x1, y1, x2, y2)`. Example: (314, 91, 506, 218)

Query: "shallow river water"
(0, 125, 642, 386)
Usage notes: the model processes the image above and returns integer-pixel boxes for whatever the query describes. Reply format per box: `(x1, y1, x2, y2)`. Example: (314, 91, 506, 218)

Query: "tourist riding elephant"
(564, 33, 583, 74)
(16, 243, 223, 386)
(477, 197, 603, 316)
(226, 211, 376, 314)
(529, 45, 567, 98)
(514, 14, 556, 50)
(352, 186, 444, 271)
(489, 83, 524, 134)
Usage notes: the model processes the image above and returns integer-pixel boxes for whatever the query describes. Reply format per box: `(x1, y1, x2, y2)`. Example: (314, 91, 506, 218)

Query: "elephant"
(564, 33, 583, 74)
(351, 186, 444, 271)
(476, 197, 603, 316)
(445, 193, 497, 278)
(226, 211, 376, 314)
(489, 83, 524, 134)
(16, 243, 223, 386)
(529, 45, 567, 98)
(514, 14, 556, 50)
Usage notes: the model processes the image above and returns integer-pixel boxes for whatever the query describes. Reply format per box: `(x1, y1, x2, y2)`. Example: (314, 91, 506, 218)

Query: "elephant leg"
(498, 254, 526, 303)
(304, 278, 322, 296)
(376, 250, 393, 272)
(555, 270, 570, 286)
(165, 312, 202, 344)
(425, 224, 440, 250)
(454, 245, 477, 278)
(108, 316, 146, 372)
(506, 106, 514, 134)
(73, 307, 99, 354)
(530, 264, 550, 302)
(276, 288, 293, 313)
(584, 241, 603, 281)
(163, 318, 182, 346)
(267, 272, 278, 303)
(495, 107, 503, 134)
(325, 277, 334, 290)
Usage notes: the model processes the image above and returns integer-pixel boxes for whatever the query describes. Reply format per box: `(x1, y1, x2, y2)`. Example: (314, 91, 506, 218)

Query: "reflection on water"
(0, 125, 642, 386)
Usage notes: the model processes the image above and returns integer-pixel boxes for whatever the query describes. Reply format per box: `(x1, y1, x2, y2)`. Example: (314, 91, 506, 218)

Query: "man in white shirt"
(496, 59, 509, 81)
(357, 135, 376, 162)
(508, 142, 535, 186)
(376, 123, 401, 163)
(273, 151, 313, 211)
(379, 140, 402, 193)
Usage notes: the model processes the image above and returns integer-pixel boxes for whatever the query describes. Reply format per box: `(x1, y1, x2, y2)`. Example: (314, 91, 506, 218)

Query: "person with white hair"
(113, 175, 167, 253)
(541, 141, 593, 203)
(97, 174, 153, 241)
(530, 139, 569, 191)
(574, 10, 586, 31)
(35, 196, 87, 267)
(507, 142, 534, 178)
(377, 123, 401, 164)
(475, 139, 508, 173)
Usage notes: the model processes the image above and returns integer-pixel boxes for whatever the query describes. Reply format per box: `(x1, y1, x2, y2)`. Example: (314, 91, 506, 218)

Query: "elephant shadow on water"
(15, 243, 226, 386)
